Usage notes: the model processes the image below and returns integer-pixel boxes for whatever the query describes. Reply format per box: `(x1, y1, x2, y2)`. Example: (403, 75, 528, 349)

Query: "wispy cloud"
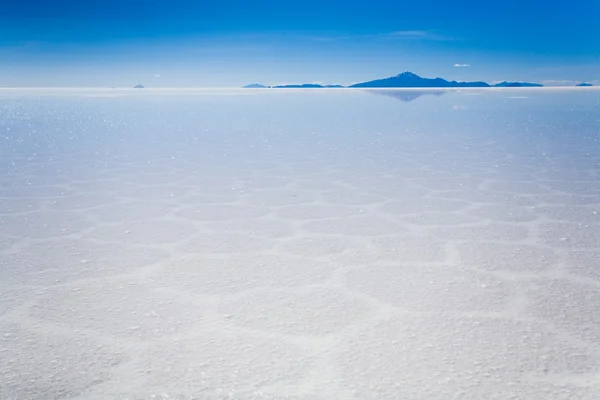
(383, 30, 454, 41)
(454, 63, 470, 67)
(309, 30, 453, 42)
(386, 30, 431, 38)
(310, 35, 352, 42)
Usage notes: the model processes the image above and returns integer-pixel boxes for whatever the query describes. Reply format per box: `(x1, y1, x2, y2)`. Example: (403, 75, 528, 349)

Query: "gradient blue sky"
(1, 0, 599, 87)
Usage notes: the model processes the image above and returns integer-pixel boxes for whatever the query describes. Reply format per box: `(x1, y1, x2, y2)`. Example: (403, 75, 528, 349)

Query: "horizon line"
(1, 86, 598, 91)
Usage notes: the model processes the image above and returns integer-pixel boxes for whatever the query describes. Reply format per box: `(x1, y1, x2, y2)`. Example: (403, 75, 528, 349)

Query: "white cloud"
(154, 74, 161, 78)
(387, 30, 430, 37)
(454, 63, 470, 67)
(385, 30, 452, 41)
(310, 35, 351, 42)
(308, 30, 454, 42)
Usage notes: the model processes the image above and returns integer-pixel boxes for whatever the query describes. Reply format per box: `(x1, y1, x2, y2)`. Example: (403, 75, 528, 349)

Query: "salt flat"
(0, 88, 599, 399)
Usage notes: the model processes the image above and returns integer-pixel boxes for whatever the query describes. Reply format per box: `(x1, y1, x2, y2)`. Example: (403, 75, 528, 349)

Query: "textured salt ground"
(0, 88, 599, 399)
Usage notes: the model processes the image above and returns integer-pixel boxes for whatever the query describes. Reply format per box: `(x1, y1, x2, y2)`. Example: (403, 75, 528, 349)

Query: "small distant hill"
(576, 83, 593, 87)
(244, 83, 344, 89)
(350, 72, 490, 88)
(133, 84, 145, 89)
(273, 84, 326, 88)
(493, 81, 543, 87)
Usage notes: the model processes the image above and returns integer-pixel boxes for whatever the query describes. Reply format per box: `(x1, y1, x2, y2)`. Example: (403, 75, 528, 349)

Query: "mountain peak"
(243, 83, 267, 88)
(395, 71, 420, 78)
(350, 72, 490, 88)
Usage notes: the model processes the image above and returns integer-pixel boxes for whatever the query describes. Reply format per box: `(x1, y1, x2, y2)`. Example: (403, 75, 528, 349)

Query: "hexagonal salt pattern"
(1, 89, 599, 399)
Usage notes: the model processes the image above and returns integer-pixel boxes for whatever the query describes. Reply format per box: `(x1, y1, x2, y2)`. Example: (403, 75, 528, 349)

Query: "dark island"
(350, 72, 490, 88)
(243, 83, 267, 88)
(243, 72, 546, 89)
(133, 84, 145, 89)
(493, 81, 543, 87)
(272, 84, 344, 88)
(273, 84, 325, 88)
(576, 83, 593, 87)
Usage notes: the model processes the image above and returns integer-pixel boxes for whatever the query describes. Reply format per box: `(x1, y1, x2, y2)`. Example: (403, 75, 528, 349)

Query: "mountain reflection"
(366, 89, 446, 102)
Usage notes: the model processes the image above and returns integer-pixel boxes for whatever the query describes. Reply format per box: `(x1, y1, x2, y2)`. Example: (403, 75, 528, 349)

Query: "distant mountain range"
(273, 84, 345, 88)
(493, 81, 543, 87)
(576, 83, 593, 87)
(350, 72, 491, 88)
(243, 72, 545, 89)
(243, 83, 343, 88)
(243, 83, 267, 88)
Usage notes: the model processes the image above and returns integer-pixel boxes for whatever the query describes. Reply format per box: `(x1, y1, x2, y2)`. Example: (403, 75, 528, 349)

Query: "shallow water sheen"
(1, 88, 599, 399)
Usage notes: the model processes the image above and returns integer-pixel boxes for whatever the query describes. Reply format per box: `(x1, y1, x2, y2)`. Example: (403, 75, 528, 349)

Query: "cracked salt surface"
(1, 88, 599, 399)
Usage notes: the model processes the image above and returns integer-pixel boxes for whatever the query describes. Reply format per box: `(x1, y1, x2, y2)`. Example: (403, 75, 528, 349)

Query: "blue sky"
(1, 0, 599, 87)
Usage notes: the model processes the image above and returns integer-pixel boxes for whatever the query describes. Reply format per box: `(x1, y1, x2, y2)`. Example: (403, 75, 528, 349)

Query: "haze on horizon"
(1, 0, 599, 87)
